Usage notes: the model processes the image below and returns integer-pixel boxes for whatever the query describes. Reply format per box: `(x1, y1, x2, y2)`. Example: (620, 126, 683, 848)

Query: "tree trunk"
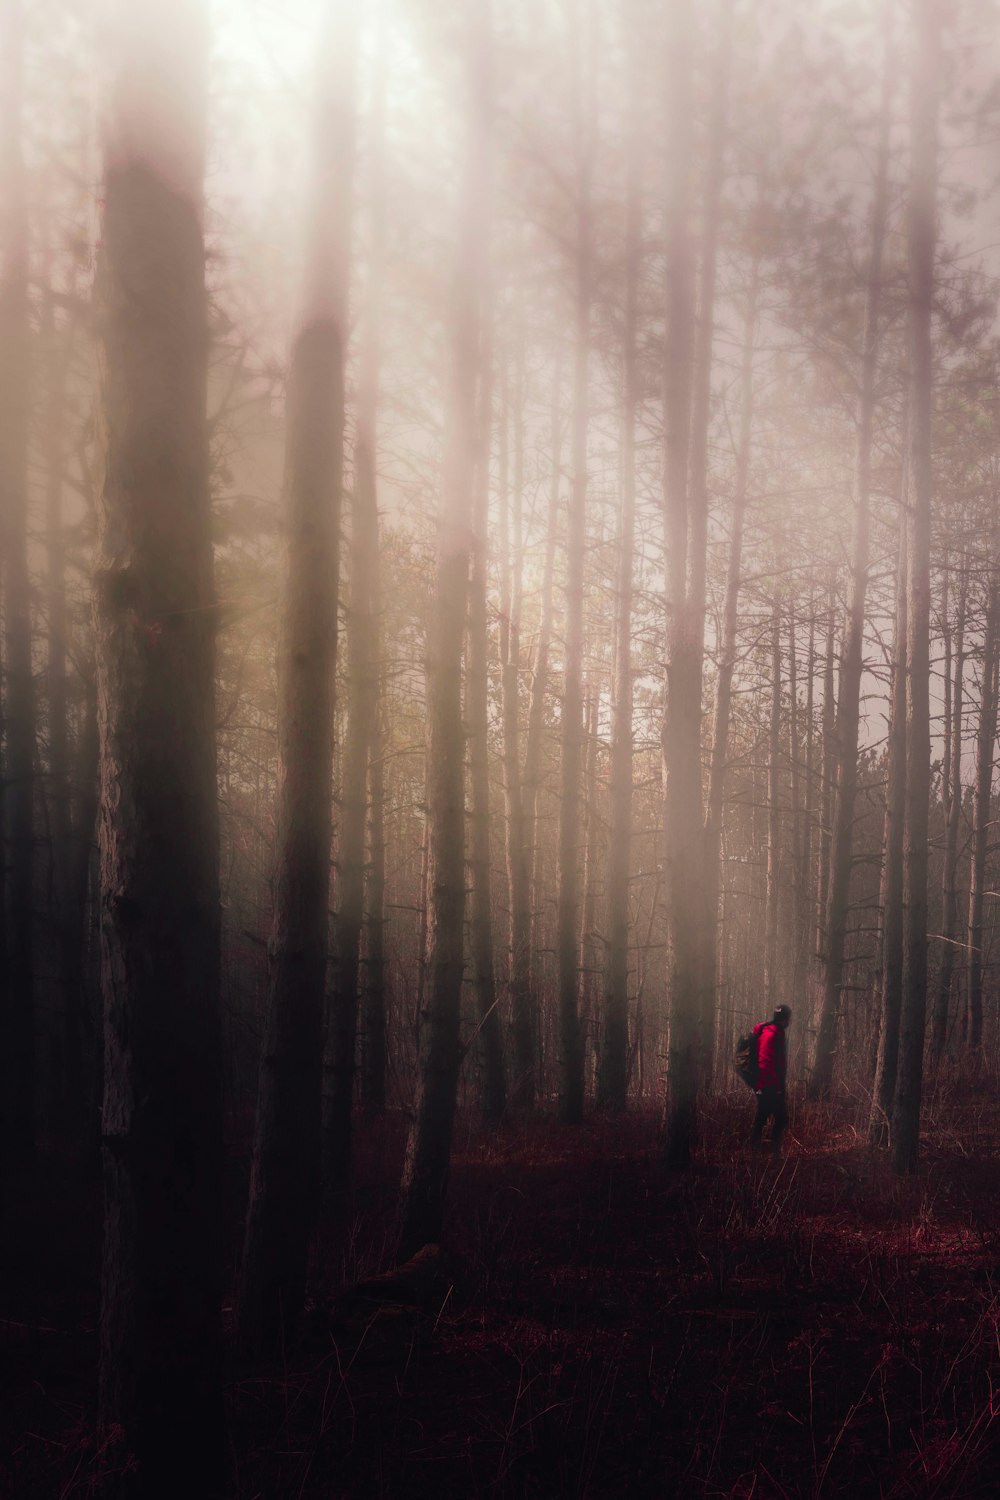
(0, 0, 34, 1169)
(522, 369, 561, 1084)
(95, 2, 223, 1487)
(355, 32, 387, 1123)
(966, 577, 999, 1060)
(323, 403, 378, 1212)
(240, 5, 351, 1346)
(703, 264, 757, 1058)
(816, 587, 837, 964)
(893, 0, 940, 1175)
(556, 7, 591, 1125)
(362, 698, 387, 1118)
(598, 59, 640, 1111)
(688, 0, 732, 1070)
(765, 598, 782, 1005)
(579, 688, 600, 1089)
(662, 0, 703, 1168)
(467, 285, 506, 1126)
(500, 347, 533, 1110)
(870, 512, 907, 1146)
(931, 557, 966, 1063)
(398, 0, 488, 1259)
(809, 26, 890, 1097)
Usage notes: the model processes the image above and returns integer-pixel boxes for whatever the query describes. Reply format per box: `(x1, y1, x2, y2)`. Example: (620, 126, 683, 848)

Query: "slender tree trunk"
(579, 688, 600, 1087)
(810, 29, 890, 1097)
(598, 56, 640, 1110)
(688, 0, 732, 1069)
(893, 0, 940, 1175)
(870, 513, 907, 1146)
(931, 557, 966, 1063)
(362, 700, 387, 1117)
(765, 598, 782, 1005)
(557, 6, 591, 1125)
(703, 265, 757, 1051)
(523, 370, 560, 1036)
(398, 0, 488, 1259)
(240, 5, 351, 1346)
(966, 577, 999, 1061)
(0, 0, 34, 1168)
(467, 277, 506, 1126)
(662, 0, 703, 1168)
(95, 2, 223, 1487)
(816, 587, 837, 964)
(500, 347, 534, 1109)
(797, 595, 816, 1081)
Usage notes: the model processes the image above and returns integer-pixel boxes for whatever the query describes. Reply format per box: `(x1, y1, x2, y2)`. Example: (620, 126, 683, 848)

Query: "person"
(750, 1004, 792, 1156)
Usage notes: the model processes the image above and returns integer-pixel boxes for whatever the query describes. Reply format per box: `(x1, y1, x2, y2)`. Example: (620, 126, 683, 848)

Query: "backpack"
(734, 1030, 759, 1090)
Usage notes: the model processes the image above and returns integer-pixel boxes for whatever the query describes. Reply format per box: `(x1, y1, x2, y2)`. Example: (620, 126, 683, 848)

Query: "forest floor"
(5, 1080, 1000, 1499)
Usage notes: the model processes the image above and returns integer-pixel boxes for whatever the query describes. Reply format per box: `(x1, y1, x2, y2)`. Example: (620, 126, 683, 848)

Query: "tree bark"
(870, 512, 907, 1146)
(893, 0, 940, 1175)
(662, 0, 704, 1168)
(931, 557, 966, 1063)
(95, 1, 223, 1487)
(816, 586, 837, 964)
(0, 0, 35, 1168)
(556, 3, 591, 1125)
(500, 347, 534, 1110)
(398, 0, 488, 1259)
(598, 53, 640, 1110)
(356, 30, 388, 1123)
(703, 264, 757, 1064)
(765, 597, 782, 1005)
(467, 273, 506, 1126)
(240, 4, 351, 1346)
(966, 577, 999, 1060)
(809, 24, 890, 1097)
(523, 369, 561, 1074)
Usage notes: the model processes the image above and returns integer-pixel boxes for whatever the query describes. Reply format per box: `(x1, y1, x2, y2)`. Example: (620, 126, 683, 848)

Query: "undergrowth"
(5, 1085, 1000, 1498)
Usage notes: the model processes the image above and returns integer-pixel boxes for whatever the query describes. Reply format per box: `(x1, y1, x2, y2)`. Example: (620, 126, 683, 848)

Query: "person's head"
(773, 1005, 792, 1029)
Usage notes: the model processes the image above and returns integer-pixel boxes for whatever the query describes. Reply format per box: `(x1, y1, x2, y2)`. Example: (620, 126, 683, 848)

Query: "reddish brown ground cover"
(5, 1083, 1000, 1497)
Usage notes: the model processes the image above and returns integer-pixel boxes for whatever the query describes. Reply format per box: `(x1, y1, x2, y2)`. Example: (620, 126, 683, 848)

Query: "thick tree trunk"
(355, 37, 387, 1123)
(809, 36, 889, 1097)
(893, 0, 939, 1175)
(662, 0, 703, 1168)
(966, 578, 999, 1060)
(323, 413, 378, 1213)
(399, 0, 487, 1259)
(318, 16, 365, 1215)
(931, 559, 966, 1063)
(0, 0, 34, 1168)
(95, 2, 223, 1488)
(870, 515, 907, 1146)
(240, 6, 351, 1346)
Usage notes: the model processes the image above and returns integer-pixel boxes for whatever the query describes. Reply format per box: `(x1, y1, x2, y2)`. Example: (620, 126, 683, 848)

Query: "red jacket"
(754, 1021, 787, 1091)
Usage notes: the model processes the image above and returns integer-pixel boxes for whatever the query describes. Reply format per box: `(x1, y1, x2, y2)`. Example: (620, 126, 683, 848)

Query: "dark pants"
(750, 1087, 787, 1154)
